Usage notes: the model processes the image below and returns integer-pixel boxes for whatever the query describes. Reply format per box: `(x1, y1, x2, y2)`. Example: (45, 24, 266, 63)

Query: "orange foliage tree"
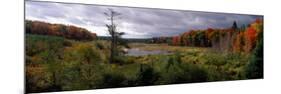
(26, 20, 96, 41)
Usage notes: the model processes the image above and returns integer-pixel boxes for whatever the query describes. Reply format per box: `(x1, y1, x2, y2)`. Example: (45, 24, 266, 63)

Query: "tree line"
(170, 19, 263, 53)
(25, 20, 97, 41)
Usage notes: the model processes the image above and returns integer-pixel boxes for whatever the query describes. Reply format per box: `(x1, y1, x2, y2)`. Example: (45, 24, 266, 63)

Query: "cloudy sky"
(26, 1, 262, 39)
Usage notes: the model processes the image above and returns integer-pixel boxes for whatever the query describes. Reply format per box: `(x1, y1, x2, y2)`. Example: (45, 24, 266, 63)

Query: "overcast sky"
(26, 1, 262, 39)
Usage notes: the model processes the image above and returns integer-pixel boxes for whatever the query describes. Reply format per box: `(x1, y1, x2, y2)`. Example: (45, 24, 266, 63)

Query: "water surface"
(125, 48, 172, 56)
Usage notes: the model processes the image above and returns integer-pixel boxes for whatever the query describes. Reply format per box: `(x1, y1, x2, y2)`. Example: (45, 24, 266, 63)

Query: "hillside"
(25, 20, 97, 41)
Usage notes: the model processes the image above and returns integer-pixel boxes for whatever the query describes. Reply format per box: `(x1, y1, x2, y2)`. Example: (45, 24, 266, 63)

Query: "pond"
(125, 48, 172, 56)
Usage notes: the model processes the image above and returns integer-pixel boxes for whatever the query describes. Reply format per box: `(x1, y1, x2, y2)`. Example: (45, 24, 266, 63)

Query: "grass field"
(127, 43, 250, 81)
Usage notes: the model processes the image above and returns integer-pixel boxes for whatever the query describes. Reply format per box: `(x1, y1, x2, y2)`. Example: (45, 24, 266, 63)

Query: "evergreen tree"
(232, 21, 238, 30)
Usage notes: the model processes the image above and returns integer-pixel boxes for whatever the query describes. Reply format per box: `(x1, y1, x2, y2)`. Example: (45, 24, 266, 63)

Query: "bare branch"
(104, 12, 109, 16)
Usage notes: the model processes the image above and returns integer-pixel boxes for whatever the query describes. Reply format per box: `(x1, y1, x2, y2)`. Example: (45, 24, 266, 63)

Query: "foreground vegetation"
(26, 34, 255, 93)
(25, 19, 263, 93)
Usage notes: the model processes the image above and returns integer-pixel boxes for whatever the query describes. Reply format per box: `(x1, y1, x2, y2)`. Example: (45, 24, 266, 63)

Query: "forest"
(25, 18, 263, 93)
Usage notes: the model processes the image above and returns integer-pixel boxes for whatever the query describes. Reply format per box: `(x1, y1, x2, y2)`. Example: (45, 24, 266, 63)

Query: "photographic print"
(25, 1, 263, 93)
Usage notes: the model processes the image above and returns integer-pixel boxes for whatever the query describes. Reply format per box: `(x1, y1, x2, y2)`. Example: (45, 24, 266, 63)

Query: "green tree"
(232, 21, 238, 30)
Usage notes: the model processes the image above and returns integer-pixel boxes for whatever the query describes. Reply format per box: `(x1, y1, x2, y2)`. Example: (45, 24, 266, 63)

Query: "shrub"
(92, 65, 129, 88)
(135, 64, 159, 86)
(77, 44, 102, 64)
(204, 53, 228, 66)
(100, 71, 127, 88)
(64, 43, 103, 64)
(204, 66, 229, 81)
(26, 65, 53, 93)
(156, 54, 207, 84)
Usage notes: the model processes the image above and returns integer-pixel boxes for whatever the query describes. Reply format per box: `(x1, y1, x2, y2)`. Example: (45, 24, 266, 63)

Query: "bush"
(60, 65, 89, 90)
(204, 65, 229, 81)
(26, 65, 53, 93)
(155, 54, 207, 84)
(135, 64, 159, 86)
(100, 71, 127, 88)
(204, 53, 228, 66)
(76, 44, 102, 64)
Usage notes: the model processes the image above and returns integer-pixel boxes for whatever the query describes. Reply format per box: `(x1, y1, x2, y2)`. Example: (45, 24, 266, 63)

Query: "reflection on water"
(125, 48, 172, 56)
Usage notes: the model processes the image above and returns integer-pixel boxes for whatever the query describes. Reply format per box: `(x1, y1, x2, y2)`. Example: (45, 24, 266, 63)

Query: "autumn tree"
(168, 19, 262, 53)
(172, 36, 180, 46)
(26, 20, 96, 41)
(244, 26, 257, 53)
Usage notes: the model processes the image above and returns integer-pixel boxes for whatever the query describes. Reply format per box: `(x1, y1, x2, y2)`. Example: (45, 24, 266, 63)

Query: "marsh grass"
(26, 34, 251, 93)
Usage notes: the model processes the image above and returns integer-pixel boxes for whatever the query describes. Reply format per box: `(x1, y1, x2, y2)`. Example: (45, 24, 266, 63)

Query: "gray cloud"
(26, 1, 263, 38)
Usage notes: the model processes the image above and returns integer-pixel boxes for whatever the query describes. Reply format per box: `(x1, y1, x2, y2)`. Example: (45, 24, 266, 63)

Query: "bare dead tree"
(104, 9, 125, 64)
